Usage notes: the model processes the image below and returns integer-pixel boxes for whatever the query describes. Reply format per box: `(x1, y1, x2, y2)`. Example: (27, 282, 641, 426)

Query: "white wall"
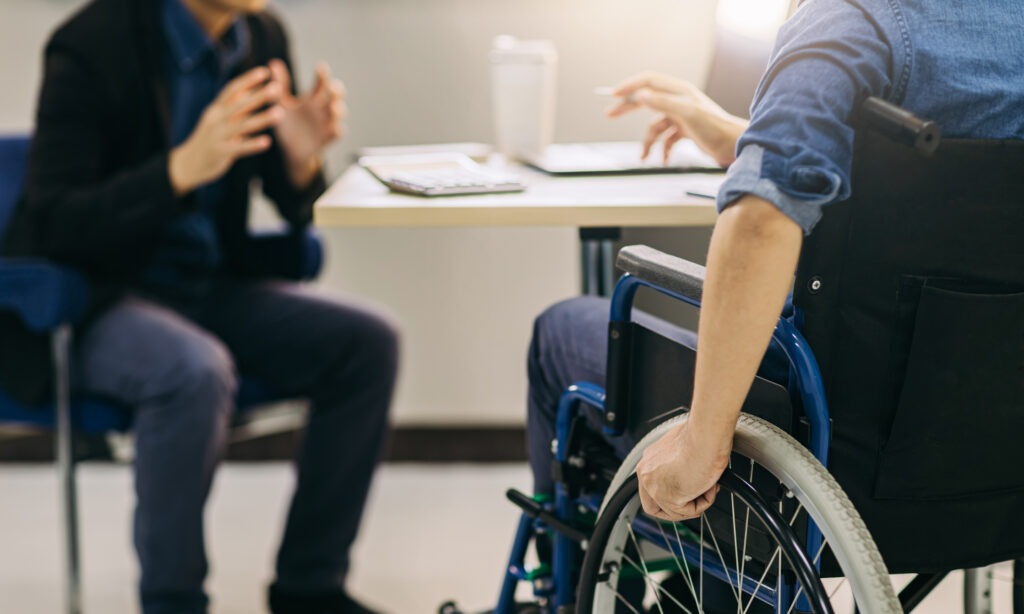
(0, 0, 718, 426)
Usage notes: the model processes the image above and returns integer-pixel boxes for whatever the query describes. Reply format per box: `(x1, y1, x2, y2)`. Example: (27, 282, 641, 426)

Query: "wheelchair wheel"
(577, 413, 900, 613)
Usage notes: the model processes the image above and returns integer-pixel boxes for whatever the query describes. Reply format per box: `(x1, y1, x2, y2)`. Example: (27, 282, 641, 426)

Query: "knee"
(529, 296, 606, 369)
(171, 336, 238, 414)
(356, 309, 401, 378)
(323, 307, 401, 386)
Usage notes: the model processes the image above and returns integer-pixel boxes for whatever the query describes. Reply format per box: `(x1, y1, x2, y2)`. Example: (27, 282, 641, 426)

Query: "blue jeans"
(526, 295, 699, 495)
(75, 280, 399, 614)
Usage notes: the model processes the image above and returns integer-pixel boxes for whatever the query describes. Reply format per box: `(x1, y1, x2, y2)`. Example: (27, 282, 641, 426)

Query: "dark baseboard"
(385, 426, 526, 463)
(0, 426, 527, 463)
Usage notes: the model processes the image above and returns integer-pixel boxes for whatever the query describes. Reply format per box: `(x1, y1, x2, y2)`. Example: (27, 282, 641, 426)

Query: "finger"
(331, 79, 347, 101)
(636, 90, 690, 118)
(311, 62, 332, 97)
(612, 71, 687, 97)
(330, 100, 347, 122)
(227, 80, 282, 119)
(662, 126, 684, 165)
(605, 99, 642, 118)
(642, 117, 674, 160)
(693, 486, 720, 514)
(662, 499, 703, 521)
(651, 508, 681, 522)
(268, 58, 293, 95)
(217, 66, 271, 104)
(637, 482, 663, 517)
(323, 80, 347, 108)
(656, 497, 695, 522)
(231, 134, 272, 158)
(236, 105, 283, 136)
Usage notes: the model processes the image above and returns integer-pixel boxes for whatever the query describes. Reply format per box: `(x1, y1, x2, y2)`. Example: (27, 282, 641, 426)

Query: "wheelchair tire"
(576, 413, 900, 613)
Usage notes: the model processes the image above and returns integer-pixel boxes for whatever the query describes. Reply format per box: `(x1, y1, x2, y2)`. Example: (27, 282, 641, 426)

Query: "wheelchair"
(441, 97, 1024, 613)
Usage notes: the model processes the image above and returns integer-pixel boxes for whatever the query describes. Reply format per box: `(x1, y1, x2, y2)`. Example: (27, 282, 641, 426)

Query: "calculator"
(359, 153, 527, 197)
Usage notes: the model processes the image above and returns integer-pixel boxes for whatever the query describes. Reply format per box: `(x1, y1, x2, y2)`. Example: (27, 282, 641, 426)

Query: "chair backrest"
(0, 135, 31, 240)
(793, 110, 1024, 572)
(703, 27, 774, 119)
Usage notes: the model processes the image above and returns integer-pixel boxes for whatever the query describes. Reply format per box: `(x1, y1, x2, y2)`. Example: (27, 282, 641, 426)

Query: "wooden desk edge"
(314, 203, 719, 229)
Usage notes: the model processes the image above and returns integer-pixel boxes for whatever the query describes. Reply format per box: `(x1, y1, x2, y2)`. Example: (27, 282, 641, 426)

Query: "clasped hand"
(636, 417, 732, 522)
(169, 60, 347, 196)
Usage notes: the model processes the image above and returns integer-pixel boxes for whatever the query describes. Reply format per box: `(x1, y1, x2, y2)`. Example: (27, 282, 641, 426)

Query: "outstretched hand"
(268, 58, 347, 187)
(606, 71, 748, 168)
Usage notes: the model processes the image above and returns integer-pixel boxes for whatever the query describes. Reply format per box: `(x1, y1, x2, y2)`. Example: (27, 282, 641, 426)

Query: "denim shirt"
(717, 0, 1024, 234)
(141, 0, 251, 299)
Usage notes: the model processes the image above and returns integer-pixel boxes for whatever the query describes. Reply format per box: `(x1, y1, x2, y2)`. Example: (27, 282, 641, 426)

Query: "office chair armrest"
(0, 258, 90, 331)
(616, 245, 706, 305)
(238, 228, 324, 281)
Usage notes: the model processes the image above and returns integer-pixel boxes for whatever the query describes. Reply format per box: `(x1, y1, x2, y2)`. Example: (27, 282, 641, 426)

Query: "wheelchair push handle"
(859, 96, 941, 155)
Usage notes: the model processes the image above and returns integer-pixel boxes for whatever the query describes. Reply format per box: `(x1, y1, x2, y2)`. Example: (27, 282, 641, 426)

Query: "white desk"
(315, 163, 723, 293)
(315, 163, 722, 228)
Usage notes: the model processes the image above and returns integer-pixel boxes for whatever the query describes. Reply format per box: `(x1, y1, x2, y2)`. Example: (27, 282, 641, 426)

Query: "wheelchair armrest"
(241, 228, 324, 281)
(616, 245, 705, 305)
(0, 258, 90, 331)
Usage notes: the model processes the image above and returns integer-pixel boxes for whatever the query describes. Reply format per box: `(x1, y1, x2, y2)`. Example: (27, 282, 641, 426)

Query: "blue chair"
(0, 135, 324, 614)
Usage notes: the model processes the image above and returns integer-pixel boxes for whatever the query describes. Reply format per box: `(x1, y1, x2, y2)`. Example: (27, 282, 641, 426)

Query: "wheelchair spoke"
(614, 540, 696, 609)
(788, 501, 804, 528)
(657, 521, 702, 608)
(626, 523, 668, 614)
(732, 493, 741, 612)
(785, 539, 831, 614)
(700, 515, 705, 610)
(828, 578, 847, 602)
(737, 461, 755, 613)
(701, 514, 744, 604)
(741, 547, 782, 614)
(812, 539, 828, 567)
(610, 586, 643, 614)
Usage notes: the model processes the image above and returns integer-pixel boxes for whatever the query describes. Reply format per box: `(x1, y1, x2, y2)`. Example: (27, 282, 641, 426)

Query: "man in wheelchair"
(458, 1, 1024, 613)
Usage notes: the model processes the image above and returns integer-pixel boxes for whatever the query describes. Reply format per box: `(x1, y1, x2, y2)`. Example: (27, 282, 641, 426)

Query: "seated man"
(527, 0, 1024, 524)
(1, 0, 398, 613)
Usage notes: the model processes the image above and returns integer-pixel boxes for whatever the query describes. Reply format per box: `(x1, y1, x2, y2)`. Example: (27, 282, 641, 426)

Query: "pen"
(593, 86, 636, 104)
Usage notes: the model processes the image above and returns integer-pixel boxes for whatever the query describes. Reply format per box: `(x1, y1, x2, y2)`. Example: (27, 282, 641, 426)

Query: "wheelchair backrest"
(793, 113, 1024, 571)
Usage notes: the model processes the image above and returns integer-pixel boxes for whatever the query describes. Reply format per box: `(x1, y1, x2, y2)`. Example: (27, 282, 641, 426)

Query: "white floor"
(0, 463, 1013, 613)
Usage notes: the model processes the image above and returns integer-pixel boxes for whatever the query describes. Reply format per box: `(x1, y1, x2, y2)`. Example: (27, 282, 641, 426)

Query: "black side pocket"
(874, 282, 1024, 500)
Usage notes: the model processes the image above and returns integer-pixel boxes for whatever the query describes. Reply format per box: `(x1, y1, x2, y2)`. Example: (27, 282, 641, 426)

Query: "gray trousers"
(75, 280, 399, 614)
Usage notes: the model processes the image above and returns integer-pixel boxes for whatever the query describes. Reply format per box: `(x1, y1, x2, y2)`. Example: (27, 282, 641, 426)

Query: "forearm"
(689, 195, 803, 444)
(286, 154, 322, 190)
(261, 142, 324, 226)
(689, 111, 748, 167)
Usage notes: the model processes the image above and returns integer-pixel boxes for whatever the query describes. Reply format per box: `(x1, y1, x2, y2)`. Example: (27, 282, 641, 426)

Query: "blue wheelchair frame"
(495, 272, 833, 613)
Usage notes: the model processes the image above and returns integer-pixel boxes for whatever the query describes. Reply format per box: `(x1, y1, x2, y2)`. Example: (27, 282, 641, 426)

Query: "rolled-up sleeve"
(716, 0, 905, 234)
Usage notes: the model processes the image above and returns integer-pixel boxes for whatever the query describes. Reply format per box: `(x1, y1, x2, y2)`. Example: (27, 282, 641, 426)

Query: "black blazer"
(1, 0, 326, 403)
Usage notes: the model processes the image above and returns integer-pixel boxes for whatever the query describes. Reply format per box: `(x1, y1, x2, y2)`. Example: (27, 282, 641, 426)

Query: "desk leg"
(579, 227, 621, 296)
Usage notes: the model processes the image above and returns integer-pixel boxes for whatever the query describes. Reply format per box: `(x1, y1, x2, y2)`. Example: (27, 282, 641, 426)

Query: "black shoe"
(269, 584, 384, 614)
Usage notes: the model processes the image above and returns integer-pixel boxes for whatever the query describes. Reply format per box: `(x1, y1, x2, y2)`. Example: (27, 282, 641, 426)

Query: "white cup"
(490, 36, 558, 160)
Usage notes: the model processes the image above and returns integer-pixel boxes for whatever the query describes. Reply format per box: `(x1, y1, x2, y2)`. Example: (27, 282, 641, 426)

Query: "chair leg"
(53, 325, 82, 614)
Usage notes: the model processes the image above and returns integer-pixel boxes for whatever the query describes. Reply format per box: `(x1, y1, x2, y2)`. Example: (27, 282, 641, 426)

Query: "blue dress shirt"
(142, 0, 251, 299)
(717, 0, 1024, 234)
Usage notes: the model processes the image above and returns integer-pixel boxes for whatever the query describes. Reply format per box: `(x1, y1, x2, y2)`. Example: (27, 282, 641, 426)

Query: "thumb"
(268, 58, 293, 97)
(310, 62, 332, 100)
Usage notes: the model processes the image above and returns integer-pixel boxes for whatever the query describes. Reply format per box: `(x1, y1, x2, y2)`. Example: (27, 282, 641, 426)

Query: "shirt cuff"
(716, 145, 842, 235)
